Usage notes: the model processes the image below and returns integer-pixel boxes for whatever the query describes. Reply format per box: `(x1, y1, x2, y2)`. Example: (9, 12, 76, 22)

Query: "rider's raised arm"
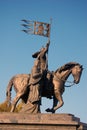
(44, 40, 50, 53)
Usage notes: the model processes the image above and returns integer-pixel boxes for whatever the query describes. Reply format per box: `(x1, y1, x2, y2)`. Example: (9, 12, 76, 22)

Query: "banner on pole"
(21, 20, 50, 37)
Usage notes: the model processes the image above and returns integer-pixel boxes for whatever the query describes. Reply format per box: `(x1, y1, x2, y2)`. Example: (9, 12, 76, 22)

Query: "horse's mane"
(55, 62, 80, 73)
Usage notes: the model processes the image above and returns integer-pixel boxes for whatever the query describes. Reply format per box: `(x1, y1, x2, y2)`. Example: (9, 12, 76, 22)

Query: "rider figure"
(20, 41, 51, 113)
(27, 41, 50, 113)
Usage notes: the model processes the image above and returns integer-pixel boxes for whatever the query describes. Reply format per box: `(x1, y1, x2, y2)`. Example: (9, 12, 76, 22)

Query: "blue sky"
(0, 0, 87, 123)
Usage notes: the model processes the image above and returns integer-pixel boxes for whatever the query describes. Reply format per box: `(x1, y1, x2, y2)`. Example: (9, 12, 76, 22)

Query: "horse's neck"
(57, 70, 71, 81)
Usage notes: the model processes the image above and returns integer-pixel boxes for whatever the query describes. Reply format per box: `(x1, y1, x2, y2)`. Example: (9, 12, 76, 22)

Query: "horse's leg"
(53, 89, 64, 111)
(45, 95, 58, 113)
(52, 95, 58, 113)
(11, 92, 23, 112)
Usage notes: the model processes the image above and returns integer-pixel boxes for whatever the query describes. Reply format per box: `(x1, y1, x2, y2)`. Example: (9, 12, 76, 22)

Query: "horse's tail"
(6, 76, 14, 106)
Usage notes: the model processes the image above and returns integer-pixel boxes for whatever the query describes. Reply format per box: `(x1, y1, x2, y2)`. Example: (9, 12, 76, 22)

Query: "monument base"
(0, 112, 87, 130)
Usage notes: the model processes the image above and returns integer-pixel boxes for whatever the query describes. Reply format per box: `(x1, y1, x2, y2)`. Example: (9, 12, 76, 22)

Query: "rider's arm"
(44, 40, 50, 53)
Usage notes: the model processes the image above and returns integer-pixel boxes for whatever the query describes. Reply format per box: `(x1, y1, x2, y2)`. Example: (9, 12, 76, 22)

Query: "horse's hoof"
(45, 108, 55, 113)
(45, 108, 51, 112)
(51, 108, 55, 113)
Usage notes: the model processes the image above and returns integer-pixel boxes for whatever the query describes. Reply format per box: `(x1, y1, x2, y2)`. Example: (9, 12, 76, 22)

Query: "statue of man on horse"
(5, 19, 83, 113)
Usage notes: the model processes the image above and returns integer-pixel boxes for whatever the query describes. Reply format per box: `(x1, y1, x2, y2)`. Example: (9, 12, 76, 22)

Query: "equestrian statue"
(6, 41, 83, 113)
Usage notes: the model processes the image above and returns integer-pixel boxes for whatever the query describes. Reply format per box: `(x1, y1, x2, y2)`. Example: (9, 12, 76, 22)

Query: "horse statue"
(6, 62, 83, 113)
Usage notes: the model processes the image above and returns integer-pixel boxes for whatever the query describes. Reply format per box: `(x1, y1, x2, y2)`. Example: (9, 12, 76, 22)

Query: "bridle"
(53, 64, 83, 87)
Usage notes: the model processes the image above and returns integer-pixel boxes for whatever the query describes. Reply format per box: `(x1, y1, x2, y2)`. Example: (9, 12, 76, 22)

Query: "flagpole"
(46, 18, 52, 70)
(48, 18, 52, 43)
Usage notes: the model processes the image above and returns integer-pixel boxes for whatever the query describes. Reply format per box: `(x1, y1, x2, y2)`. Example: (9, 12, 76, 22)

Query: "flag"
(21, 19, 50, 37)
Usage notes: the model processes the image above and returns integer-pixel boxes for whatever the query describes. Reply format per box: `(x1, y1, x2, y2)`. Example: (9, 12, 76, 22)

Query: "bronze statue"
(4, 19, 83, 113)
(6, 62, 83, 113)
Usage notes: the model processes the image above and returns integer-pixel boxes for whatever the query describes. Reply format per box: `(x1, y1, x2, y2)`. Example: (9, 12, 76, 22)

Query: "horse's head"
(71, 63, 83, 84)
(55, 62, 83, 85)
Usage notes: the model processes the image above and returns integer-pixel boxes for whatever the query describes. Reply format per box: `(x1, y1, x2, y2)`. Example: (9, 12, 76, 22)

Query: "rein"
(58, 77, 75, 87)
(53, 74, 75, 87)
(64, 82, 75, 87)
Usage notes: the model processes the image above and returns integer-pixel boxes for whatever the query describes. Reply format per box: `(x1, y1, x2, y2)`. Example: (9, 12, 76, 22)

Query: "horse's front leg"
(52, 95, 58, 113)
(53, 89, 64, 111)
(45, 95, 58, 113)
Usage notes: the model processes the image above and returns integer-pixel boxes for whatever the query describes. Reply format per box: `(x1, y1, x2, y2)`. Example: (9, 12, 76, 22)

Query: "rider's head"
(40, 46, 45, 51)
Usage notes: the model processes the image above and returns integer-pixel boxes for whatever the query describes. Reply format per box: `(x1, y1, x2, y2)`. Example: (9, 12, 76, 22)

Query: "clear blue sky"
(0, 0, 87, 123)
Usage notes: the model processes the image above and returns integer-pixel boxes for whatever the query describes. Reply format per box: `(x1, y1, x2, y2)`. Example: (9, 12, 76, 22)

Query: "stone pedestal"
(0, 113, 87, 130)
